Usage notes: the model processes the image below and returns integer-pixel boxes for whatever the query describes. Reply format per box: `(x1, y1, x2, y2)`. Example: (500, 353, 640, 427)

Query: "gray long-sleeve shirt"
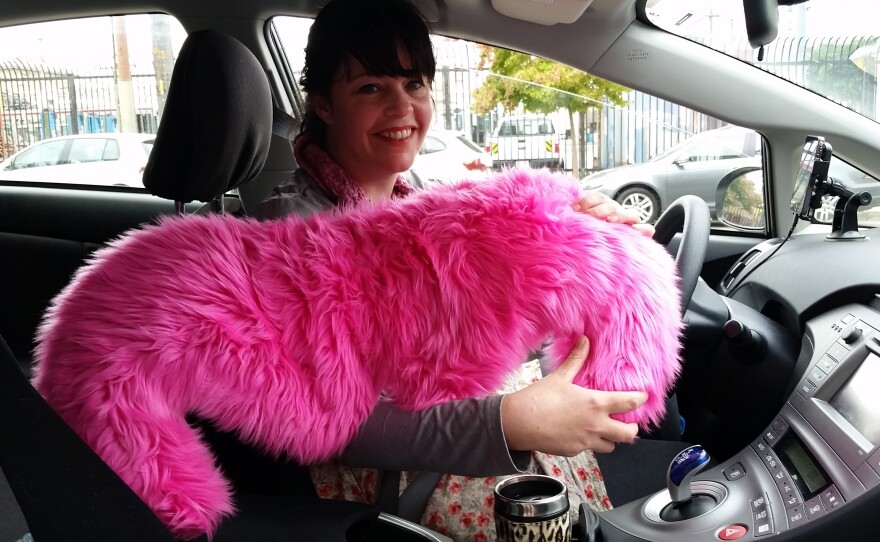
(250, 169, 530, 475)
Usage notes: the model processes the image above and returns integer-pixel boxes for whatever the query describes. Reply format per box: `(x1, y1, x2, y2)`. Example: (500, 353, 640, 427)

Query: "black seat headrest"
(143, 30, 273, 203)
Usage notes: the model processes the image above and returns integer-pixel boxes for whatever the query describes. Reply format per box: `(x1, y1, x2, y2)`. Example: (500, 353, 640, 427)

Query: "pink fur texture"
(32, 167, 682, 539)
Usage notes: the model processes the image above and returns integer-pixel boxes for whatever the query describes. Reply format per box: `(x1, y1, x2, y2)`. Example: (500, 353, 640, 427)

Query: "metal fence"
(0, 58, 161, 160)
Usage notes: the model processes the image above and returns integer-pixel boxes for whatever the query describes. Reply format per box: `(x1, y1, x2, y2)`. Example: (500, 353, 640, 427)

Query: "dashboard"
(594, 226, 880, 540)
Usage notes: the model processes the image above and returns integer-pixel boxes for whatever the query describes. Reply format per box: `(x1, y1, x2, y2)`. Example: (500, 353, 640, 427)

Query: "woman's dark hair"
(298, 0, 436, 140)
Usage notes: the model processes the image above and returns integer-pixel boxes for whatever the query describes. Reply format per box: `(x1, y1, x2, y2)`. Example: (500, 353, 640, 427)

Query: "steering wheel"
(651, 195, 711, 315)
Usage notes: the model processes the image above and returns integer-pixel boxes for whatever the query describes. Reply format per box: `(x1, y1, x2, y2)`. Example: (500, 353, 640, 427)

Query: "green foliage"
(472, 45, 629, 115)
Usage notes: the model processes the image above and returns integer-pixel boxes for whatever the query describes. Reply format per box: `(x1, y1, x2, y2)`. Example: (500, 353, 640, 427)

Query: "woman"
(253, 0, 654, 537)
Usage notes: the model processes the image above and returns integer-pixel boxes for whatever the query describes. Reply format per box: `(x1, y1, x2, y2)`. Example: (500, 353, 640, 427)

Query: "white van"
(486, 115, 563, 170)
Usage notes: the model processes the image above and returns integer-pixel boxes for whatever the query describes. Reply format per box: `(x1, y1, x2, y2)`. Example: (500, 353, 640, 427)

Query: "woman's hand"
(500, 336, 647, 456)
(572, 192, 655, 238)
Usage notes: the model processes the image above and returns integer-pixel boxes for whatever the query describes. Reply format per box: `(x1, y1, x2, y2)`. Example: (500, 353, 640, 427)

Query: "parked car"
(0, 133, 154, 187)
(4, 0, 880, 541)
(410, 129, 492, 186)
(580, 125, 760, 223)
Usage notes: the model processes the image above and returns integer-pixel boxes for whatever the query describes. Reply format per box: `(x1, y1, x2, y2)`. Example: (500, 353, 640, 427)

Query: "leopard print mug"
(494, 474, 571, 542)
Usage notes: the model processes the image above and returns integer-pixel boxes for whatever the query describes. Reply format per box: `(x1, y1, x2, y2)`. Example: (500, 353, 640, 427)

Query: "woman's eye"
(358, 83, 380, 94)
(407, 80, 426, 91)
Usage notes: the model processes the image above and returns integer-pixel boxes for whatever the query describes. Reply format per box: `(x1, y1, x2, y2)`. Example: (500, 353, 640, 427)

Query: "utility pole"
(150, 14, 175, 126)
(112, 16, 138, 133)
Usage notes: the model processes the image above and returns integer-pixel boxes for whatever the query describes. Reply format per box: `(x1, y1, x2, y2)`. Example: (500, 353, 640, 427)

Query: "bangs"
(344, 30, 435, 83)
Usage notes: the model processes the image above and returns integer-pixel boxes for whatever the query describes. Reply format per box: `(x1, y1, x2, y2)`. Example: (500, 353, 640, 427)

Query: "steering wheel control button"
(723, 463, 746, 481)
(787, 505, 807, 528)
(717, 524, 748, 540)
(804, 496, 826, 519)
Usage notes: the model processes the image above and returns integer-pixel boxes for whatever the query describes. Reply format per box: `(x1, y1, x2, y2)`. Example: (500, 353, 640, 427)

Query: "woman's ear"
(309, 94, 334, 125)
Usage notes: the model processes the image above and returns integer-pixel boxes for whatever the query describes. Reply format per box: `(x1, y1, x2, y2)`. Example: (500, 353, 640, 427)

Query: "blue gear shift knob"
(667, 444, 710, 503)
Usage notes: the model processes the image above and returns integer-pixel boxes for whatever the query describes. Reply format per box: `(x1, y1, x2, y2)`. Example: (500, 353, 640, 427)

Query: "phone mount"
(811, 176, 873, 240)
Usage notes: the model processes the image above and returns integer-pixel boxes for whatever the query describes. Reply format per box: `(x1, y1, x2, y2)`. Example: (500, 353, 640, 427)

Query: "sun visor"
(491, 0, 595, 26)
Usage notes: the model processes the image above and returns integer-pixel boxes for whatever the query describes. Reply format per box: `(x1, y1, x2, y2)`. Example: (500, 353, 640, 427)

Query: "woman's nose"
(384, 85, 413, 117)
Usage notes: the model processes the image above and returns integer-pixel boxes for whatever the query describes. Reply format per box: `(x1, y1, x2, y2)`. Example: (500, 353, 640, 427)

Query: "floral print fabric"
(309, 360, 613, 541)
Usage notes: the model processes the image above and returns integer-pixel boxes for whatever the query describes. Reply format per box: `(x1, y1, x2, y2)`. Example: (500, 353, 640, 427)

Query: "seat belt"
(0, 465, 33, 542)
(377, 470, 444, 523)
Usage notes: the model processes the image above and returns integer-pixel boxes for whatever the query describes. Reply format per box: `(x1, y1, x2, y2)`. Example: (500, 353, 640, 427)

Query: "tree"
(473, 45, 629, 177)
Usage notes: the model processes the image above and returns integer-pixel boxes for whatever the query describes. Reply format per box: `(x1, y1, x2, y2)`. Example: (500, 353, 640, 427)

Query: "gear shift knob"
(667, 444, 710, 503)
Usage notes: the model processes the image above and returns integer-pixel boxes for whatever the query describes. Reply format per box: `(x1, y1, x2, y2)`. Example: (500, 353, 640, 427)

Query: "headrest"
(142, 30, 273, 203)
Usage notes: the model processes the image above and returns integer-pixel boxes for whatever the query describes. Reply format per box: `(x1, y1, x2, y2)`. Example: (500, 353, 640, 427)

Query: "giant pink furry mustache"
(32, 167, 682, 539)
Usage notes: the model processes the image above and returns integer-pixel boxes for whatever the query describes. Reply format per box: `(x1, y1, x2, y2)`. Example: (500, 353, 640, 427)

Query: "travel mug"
(494, 474, 571, 542)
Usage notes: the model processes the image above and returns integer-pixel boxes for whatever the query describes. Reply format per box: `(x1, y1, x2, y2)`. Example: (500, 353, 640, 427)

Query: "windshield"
(646, 0, 879, 125)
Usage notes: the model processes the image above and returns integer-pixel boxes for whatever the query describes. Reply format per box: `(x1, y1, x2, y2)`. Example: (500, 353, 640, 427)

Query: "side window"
(0, 15, 186, 188)
(271, 17, 767, 230)
(8, 140, 67, 169)
(68, 139, 111, 163)
(421, 136, 447, 155)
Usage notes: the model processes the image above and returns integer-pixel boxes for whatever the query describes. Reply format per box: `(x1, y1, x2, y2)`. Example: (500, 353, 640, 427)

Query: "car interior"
(2, 0, 880, 540)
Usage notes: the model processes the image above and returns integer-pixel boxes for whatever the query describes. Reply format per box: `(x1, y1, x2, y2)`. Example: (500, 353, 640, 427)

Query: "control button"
(764, 429, 779, 445)
(771, 417, 789, 436)
(762, 451, 780, 470)
(783, 491, 800, 508)
(718, 524, 748, 540)
(753, 505, 771, 525)
(820, 486, 844, 510)
(723, 462, 746, 481)
(798, 379, 817, 398)
(842, 326, 863, 344)
(809, 367, 827, 383)
(754, 519, 773, 537)
(805, 496, 826, 519)
(750, 494, 767, 510)
(818, 355, 836, 373)
(752, 439, 770, 455)
(827, 342, 850, 361)
(787, 504, 807, 528)
(842, 313, 856, 324)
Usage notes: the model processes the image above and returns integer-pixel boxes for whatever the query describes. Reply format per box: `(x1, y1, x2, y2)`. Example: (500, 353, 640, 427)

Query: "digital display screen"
(776, 431, 829, 499)
(829, 353, 880, 446)
(789, 138, 821, 217)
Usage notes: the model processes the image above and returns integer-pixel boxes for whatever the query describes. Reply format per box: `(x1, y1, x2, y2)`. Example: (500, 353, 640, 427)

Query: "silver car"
(581, 125, 760, 223)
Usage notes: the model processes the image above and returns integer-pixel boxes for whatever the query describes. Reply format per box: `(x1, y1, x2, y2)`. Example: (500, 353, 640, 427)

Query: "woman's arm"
(340, 395, 532, 476)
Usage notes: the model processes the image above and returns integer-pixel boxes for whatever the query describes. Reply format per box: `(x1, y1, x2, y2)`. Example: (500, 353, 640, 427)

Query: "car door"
(0, 14, 186, 370)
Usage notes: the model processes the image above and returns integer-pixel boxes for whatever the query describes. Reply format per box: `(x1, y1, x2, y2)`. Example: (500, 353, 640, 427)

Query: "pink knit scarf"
(293, 134, 413, 207)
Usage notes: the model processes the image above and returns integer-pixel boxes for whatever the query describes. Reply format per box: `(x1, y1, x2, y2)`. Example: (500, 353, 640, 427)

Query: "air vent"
(721, 249, 761, 290)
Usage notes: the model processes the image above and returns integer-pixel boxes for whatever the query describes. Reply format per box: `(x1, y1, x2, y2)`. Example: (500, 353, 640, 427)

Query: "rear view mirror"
(716, 166, 766, 230)
(743, 0, 778, 49)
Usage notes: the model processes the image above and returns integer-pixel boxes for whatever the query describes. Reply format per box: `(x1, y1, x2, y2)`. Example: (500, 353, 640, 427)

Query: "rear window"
(497, 118, 555, 137)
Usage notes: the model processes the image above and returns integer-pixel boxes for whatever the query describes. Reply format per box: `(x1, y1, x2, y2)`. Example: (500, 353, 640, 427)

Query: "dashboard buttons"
(797, 378, 817, 399)
(809, 366, 827, 383)
(717, 524, 748, 540)
(786, 504, 807, 528)
(804, 496, 825, 519)
(723, 462, 746, 481)
(827, 341, 851, 362)
(818, 355, 836, 373)
(753, 504, 774, 536)
(820, 486, 844, 510)
(771, 417, 789, 436)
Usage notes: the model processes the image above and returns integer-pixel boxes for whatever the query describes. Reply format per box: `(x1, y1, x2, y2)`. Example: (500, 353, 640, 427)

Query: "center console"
(596, 304, 880, 541)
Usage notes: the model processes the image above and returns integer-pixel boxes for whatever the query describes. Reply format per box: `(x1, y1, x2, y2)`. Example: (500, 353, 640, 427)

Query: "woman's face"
(311, 46, 433, 187)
